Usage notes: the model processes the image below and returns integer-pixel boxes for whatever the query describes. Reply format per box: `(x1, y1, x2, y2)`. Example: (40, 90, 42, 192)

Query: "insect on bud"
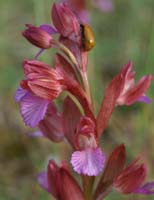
(80, 24, 96, 51)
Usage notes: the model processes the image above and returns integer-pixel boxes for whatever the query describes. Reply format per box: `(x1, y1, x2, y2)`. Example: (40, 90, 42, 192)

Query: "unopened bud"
(22, 24, 53, 49)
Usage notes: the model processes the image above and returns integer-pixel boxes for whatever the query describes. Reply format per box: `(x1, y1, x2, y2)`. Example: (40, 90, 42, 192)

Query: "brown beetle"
(80, 24, 96, 51)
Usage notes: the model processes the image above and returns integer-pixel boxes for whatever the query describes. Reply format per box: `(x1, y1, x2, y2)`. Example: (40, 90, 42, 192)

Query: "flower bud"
(38, 160, 85, 200)
(52, 3, 80, 43)
(22, 24, 53, 49)
(113, 160, 147, 194)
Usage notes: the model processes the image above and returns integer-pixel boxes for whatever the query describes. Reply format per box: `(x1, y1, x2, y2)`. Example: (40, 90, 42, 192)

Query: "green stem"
(58, 43, 79, 67)
(82, 176, 95, 200)
(81, 71, 93, 110)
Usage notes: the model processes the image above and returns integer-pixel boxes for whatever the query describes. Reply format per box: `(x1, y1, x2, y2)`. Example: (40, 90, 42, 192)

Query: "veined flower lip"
(71, 147, 106, 176)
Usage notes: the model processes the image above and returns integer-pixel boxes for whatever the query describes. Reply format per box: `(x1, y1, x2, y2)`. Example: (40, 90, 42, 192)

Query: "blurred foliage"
(0, 0, 154, 199)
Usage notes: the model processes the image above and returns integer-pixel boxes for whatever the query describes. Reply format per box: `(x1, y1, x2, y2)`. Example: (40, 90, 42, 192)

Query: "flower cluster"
(15, 1, 154, 199)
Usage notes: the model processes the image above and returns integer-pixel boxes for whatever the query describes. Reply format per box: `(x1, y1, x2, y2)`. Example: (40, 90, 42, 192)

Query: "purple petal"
(134, 182, 154, 195)
(137, 96, 151, 104)
(15, 87, 28, 102)
(37, 171, 50, 192)
(93, 0, 114, 13)
(28, 130, 44, 137)
(20, 92, 50, 128)
(71, 147, 106, 176)
(40, 24, 58, 34)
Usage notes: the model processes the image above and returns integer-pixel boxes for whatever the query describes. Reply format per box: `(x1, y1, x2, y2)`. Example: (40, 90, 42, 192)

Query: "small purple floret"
(37, 171, 50, 192)
(71, 147, 106, 176)
(137, 96, 151, 104)
(134, 182, 154, 195)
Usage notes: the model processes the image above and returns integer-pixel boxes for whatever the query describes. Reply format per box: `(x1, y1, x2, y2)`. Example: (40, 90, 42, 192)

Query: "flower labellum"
(15, 87, 50, 128)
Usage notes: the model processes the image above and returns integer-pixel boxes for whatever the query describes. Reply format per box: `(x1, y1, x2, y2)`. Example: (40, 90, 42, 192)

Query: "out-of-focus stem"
(93, 186, 112, 200)
(58, 42, 93, 110)
(58, 43, 79, 67)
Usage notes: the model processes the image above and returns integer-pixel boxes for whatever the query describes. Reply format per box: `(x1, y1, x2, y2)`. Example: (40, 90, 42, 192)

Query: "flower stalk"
(81, 71, 93, 109)
(82, 176, 95, 200)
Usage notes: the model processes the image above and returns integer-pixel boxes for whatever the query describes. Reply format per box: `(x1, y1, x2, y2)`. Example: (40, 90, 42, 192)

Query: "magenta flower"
(15, 60, 64, 128)
(71, 116, 106, 176)
(15, 1, 154, 199)
(15, 56, 94, 128)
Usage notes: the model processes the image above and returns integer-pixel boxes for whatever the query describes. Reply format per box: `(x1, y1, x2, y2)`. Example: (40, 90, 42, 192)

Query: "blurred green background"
(0, 0, 154, 199)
